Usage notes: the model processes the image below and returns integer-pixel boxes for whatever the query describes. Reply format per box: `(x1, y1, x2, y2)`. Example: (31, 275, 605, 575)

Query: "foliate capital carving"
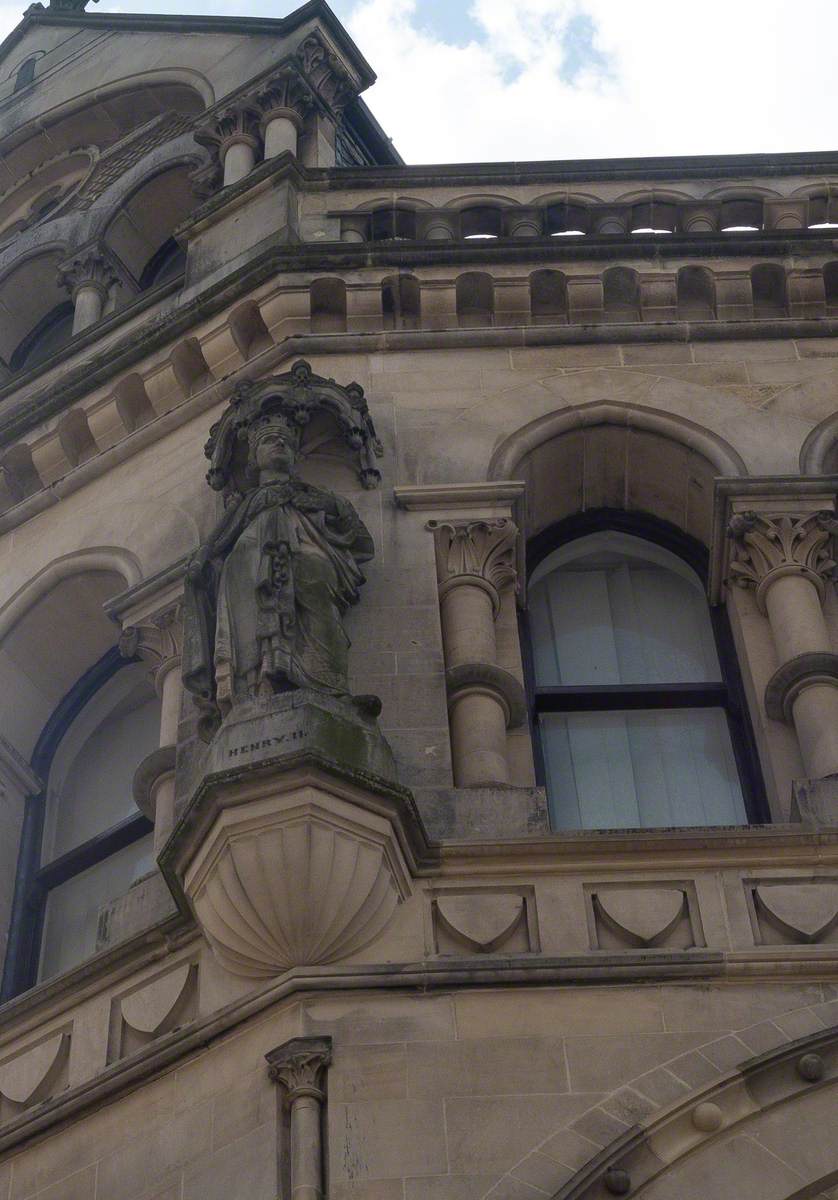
(252, 67, 314, 128)
(57, 243, 122, 300)
(194, 101, 262, 160)
(296, 32, 359, 116)
(428, 518, 518, 615)
(266, 1037, 332, 1102)
(727, 509, 838, 611)
(119, 602, 183, 694)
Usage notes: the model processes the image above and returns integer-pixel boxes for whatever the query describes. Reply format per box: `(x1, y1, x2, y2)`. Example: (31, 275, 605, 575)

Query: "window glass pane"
(541, 708, 747, 830)
(39, 835, 155, 981)
(529, 531, 721, 687)
(44, 666, 160, 862)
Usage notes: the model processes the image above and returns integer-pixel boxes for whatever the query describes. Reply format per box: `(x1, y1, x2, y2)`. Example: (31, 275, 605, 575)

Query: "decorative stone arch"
(488, 400, 747, 550)
(549, 1023, 838, 1199)
(481, 997, 838, 1200)
(0, 547, 141, 759)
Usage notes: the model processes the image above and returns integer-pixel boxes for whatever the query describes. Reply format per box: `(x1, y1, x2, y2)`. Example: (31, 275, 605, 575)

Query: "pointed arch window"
(527, 517, 762, 830)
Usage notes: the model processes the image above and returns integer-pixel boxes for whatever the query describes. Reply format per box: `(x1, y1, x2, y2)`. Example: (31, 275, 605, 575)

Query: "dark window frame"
(521, 508, 768, 826)
(1, 648, 153, 1000)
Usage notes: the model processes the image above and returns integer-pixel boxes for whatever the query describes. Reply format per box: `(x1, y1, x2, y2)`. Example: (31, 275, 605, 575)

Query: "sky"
(5, 0, 838, 165)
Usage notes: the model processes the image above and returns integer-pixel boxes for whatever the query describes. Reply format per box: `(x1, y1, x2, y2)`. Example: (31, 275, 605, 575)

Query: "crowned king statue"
(181, 362, 383, 741)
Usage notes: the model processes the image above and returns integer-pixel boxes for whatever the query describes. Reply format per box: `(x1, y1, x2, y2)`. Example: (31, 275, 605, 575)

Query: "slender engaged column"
(267, 1037, 332, 1200)
(195, 102, 261, 190)
(728, 508, 838, 778)
(121, 603, 183, 851)
(429, 518, 525, 786)
(58, 244, 122, 335)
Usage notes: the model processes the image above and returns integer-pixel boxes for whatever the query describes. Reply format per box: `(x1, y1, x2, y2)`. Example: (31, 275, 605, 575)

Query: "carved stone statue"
(182, 362, 383, 742)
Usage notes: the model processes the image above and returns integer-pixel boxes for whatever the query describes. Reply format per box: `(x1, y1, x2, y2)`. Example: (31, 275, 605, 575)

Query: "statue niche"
(182, 361, 385, 751)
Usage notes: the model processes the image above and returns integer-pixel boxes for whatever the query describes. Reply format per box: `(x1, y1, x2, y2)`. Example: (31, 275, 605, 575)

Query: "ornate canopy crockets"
(204, 360, 383, 500)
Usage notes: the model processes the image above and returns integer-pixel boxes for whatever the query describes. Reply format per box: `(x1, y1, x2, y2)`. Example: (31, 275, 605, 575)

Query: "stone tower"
(0, 2, 836, 1197)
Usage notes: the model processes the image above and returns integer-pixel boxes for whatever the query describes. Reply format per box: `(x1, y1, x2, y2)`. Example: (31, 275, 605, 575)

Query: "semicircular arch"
(489, 400, 747, 549)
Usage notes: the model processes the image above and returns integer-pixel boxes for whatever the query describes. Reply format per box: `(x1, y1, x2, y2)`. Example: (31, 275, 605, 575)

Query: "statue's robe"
(183, 480, 373, 713)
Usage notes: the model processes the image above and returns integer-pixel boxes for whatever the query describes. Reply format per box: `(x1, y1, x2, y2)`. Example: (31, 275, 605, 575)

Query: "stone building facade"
(0, 1, 838, 1197)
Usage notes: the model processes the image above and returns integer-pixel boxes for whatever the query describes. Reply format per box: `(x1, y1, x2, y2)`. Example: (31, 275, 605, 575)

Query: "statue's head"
(248, 415, 300, 479)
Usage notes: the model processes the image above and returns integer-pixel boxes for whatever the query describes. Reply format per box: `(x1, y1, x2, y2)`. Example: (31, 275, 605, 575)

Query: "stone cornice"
(394, 482, 526, 511)
(4, 942, 838, 1160)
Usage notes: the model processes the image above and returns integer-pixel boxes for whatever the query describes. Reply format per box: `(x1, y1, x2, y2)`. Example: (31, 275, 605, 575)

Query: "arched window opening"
(14, 57, 36, 93)
(310, 277, 347, 333)
(630, 202, 675, 234)
(602, 267, 640, 321)
(456, 272, 494, 327)
(824, 262, 838, 313)
(527, 524, 754, 831)
(36, 660, 157, 981)
(139, 237, 186, 290)
(720, 198, 763, 232)
(529, 270, 568, 324)
(460, 206, 502, 240)
(10, 302, 74, 372)
(370, 207, 416, 241)
(545, 202, 588, 237)
(808, 194, 838, 229)
(381, 274, 421, 330)
(677, 266, 716, 319)
(751, 263, 787, 317)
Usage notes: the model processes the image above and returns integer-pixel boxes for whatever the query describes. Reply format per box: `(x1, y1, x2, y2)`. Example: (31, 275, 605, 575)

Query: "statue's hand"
(186, 554, 208, 586)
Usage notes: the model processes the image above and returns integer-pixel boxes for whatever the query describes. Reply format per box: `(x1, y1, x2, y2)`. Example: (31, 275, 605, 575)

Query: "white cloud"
(347, 0, 838, 163)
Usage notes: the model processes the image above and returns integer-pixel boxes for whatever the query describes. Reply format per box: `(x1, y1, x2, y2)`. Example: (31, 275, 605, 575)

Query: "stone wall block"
(494, 280, 531, 325)
(788, 270, 827, 319)
(567, 276, 604, 323)
(715, 273, 753, 320)
(639, 275, 677, 322)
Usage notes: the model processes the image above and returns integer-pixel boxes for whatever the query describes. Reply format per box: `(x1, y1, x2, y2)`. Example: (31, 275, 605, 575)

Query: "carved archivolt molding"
(428, 517, 518, 612)
(726, 509, 838, 610)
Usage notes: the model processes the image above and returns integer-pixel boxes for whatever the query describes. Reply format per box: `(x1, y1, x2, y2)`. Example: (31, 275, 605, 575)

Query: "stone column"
(121, 603, 183, 852)
(254, 69, 312, 159)
(428, 518, 525, 786)
(57, 245, 122, 334)
(728, 509, 838, 778)
(266, 1037, 332, 1200)
(195, 102, 262, 188)
(0, 737, 41, 973)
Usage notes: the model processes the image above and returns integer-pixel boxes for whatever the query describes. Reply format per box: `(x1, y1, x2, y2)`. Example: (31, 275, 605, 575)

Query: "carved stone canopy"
(204, 360, 383, 498)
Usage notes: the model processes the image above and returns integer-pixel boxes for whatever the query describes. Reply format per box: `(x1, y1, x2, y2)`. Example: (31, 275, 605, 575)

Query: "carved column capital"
(428, 517, 518, 615)
(252, 66, 314, 131)
(726, 509, 837, 612)
(296, 32, 359, 117)
(57, 242, 122, 302)
(119, 601, 183, 696)
(266, 1036, 332, 1102)
(195, 100, 261, 151)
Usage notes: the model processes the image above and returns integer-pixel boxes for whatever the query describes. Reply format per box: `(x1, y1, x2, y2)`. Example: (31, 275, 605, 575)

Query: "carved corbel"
(296, 32, 359, 117)
(267, 1036, 332, 1200)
